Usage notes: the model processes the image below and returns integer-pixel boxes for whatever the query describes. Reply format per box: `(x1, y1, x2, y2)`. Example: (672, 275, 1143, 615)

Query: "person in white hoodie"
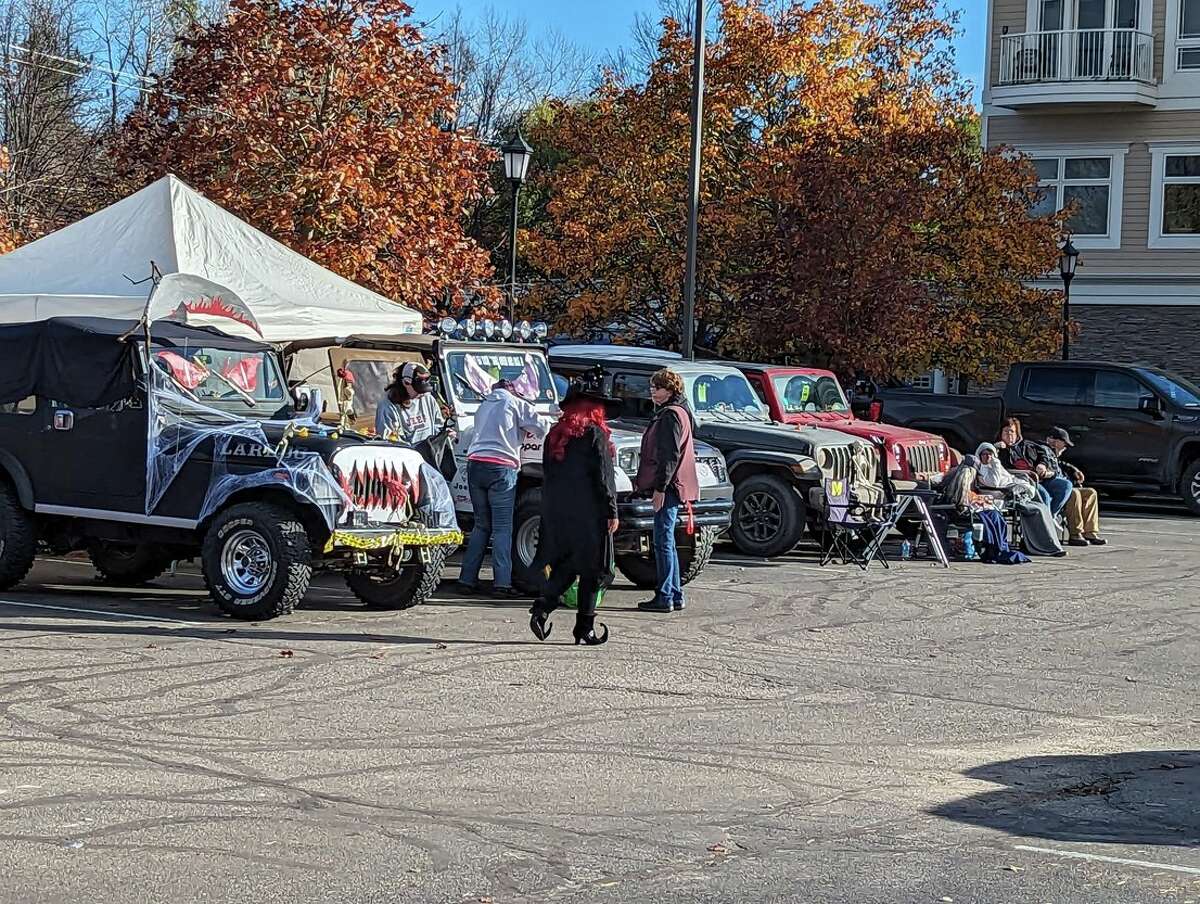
(457, 380, 550, 596)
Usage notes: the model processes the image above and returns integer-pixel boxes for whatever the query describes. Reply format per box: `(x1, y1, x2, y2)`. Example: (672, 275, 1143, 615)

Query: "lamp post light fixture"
(1058, 235, 1080, 361)
(501, 128, 533, 321)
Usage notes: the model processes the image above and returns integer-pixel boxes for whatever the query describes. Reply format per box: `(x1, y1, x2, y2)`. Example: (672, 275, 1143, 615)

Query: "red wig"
(547, 396, 614, 462)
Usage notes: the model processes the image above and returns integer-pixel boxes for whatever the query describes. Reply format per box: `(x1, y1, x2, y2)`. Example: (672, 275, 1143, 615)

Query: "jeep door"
(37, 395, 148, 514)
(0, 395, 42, 502)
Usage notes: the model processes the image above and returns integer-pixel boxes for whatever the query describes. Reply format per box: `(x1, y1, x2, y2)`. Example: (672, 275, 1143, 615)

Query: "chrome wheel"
(738, 491, 783, 543)
(220, 529, 272, 596)
(515, 514, 541, 567)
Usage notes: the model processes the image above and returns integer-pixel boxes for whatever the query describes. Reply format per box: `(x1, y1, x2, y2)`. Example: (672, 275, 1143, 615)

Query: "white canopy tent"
(0, 175, 423, 340)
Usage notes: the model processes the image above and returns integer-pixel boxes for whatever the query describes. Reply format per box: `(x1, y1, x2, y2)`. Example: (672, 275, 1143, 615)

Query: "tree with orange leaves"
(113, 0, 499, 315)
(526, 0, 1064, 381)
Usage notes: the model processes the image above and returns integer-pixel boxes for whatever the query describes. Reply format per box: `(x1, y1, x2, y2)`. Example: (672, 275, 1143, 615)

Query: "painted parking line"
(1014, 845, 1200, 876)
(0, 599, 204, 626)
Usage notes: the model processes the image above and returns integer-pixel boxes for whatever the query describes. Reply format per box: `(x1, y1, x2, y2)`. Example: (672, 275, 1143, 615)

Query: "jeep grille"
(699, 455, 727, 483)
(342, 462, 415, 520)
(820, 445, 853, 481)
(906, 443, 942, 477)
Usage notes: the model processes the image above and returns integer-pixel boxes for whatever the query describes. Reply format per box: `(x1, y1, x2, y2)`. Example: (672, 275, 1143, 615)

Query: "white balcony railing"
(998, 28, 1155, 85)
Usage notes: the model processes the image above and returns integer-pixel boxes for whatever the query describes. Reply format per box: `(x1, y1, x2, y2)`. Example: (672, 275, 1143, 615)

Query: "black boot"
(572, 610, 609, 646)
(529, 601, 554, 641)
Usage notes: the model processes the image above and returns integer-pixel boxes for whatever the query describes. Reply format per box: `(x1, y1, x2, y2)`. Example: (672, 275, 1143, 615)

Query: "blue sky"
(417, 1, 987, 105)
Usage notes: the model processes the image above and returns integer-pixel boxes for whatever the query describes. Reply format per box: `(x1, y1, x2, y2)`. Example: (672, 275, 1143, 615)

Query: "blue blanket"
(976, 508, 1030, 565)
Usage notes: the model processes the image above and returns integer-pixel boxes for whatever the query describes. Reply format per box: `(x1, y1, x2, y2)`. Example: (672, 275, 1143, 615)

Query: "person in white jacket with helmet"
(456, 379, 550, 596)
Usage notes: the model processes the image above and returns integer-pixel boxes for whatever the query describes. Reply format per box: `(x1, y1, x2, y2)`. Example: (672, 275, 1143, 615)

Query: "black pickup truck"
(869, 361, 1200, 513)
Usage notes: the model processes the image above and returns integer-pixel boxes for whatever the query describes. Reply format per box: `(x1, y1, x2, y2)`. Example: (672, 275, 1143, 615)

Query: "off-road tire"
(345, 547, 448, 610)
(730, 474, 806, 558)
(201, 503, 312, 620)
(510, 488, 544, 595)
(1182, 459, 1200, 516)
(615, 525, 718, 589)
(87, 541, 174, 586)
(0, 482, 35, 590)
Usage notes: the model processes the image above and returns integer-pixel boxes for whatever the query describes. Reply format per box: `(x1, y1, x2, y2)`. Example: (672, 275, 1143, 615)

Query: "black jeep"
(0, 318, 461, 619)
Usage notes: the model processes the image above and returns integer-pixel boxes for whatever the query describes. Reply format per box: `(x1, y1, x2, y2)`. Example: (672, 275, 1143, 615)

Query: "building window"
(1149, 144, 1200, 248)
(1030, 153, 1120, 246)
(1180, 0, 1200, 69)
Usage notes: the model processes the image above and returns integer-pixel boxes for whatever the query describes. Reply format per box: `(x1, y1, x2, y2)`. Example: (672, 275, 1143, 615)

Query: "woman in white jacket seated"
(975, 442, 1066, 558)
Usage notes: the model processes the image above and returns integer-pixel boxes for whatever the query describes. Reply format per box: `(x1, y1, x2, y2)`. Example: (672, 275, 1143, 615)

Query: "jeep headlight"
(618, 448, 639, 476)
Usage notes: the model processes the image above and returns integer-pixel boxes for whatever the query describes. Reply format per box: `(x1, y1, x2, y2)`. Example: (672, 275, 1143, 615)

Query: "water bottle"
(963, 531, 977, 560)
(900, 539, 912, 560)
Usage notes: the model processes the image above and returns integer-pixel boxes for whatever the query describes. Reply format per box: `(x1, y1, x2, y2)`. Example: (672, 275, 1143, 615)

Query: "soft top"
(0, 316, 270, 408)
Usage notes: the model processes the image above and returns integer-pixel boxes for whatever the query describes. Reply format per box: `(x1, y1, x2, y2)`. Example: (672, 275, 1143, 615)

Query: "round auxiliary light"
(438, 317, 458, 337)
(499, 319, 514, 340)
(482, 319, 496, 340)
(532, 321, 548, 341)
(461, 317, 478, 339)
(517, 319, 533, 341)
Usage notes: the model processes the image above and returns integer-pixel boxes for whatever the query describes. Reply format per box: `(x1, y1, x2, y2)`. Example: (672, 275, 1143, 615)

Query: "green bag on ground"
(562, 580, 605, 610)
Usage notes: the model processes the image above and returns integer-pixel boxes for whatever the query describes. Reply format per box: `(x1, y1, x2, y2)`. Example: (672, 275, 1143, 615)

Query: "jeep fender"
(0, 450, 34, 509)
(725, 449, 820, 485)
(200, 483, 332, 541)
(1171, 438, 1200, 489)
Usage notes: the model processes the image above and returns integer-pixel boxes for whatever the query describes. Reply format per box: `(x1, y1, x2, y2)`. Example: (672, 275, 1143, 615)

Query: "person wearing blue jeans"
(459, 461, 519, 592)
(634, 369, 699, 614)
(997, 417, 1072, 517)
(455, 380, 548, 597)
(1039, 475, 1074, 517)
(653, 488, 683, 609)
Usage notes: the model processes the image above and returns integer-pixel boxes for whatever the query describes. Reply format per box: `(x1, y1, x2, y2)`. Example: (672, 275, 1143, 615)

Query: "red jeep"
(736, 364, 951, 481)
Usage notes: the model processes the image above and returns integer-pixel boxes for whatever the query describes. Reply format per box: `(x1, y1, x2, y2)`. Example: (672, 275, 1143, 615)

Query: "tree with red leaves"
(113, 0, 499, 315)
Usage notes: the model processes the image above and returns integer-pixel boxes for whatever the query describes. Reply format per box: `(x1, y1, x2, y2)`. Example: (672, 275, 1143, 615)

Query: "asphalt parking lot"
(1, 502, 1198, 904)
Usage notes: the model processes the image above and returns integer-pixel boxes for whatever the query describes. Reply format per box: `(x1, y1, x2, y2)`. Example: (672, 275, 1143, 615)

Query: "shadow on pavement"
(0, 619, 546, 647)
(930, 751, 1200, 846)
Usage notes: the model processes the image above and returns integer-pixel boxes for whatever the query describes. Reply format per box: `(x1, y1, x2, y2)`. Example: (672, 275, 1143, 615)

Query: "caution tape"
(324, 528, 463, 554)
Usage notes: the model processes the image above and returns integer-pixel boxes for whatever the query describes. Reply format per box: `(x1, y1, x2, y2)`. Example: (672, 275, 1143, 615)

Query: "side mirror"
(293, 385, 324, 422)
(867, 400, 884, 423)
(1138, 396, 1164, 419)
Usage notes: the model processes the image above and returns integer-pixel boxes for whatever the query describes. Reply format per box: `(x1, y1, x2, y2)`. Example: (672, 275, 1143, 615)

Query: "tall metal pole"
(508, 181, 521, 322)
(1061, 275, 1072, 361)
(681, 0, 705, 360)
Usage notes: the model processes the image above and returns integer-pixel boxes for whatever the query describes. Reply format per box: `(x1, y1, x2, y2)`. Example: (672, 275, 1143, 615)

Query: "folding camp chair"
(818, 478, 903, 571)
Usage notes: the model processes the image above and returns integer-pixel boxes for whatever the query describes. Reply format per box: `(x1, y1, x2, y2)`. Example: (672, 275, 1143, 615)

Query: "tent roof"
(0, 175, 424, 341)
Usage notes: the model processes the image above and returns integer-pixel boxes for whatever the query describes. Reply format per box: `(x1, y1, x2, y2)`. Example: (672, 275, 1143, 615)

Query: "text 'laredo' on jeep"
(282, 320, 735, 593)
(0, 318, 461, 619)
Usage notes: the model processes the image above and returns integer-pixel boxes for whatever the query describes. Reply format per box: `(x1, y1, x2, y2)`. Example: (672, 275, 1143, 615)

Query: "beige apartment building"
(984, 0, 1200, 379)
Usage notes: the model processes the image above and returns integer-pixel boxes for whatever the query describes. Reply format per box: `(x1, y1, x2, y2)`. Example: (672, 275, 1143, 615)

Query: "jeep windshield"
(152, 346, 290, 418)
(772, 373, 850, 414)
(687, 372, 771, 423)
(445, 350, 557, 407)
(1137, 368, 1200, 408)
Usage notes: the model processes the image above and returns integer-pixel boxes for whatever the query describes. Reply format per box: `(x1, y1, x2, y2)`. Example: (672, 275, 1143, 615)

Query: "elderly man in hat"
(376, 361, 449, 447)
(1044, 426, 1106, 547)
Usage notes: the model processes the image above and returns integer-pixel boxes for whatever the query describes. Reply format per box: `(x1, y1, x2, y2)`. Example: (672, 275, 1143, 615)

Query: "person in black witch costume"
(529, 368, 620, 646)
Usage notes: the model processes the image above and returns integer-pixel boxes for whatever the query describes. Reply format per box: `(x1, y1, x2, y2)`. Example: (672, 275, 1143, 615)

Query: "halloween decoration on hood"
(147, 272, 263, 337)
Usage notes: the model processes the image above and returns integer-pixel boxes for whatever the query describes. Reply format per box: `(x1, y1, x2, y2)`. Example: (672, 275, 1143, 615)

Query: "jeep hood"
(696, 420, 861, 454)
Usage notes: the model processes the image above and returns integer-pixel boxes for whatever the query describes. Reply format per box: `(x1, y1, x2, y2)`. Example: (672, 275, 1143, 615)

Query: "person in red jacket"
(635, 368, 699, 613)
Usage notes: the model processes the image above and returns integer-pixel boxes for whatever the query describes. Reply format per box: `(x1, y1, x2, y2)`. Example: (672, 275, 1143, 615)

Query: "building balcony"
(994, 28, 1158, 109)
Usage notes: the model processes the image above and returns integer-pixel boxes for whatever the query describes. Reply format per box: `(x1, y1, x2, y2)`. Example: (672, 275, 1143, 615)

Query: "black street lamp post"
(681, 0, 705, 360)
(1059, 236, 1080, 361)
(501, 129, 533, 321)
